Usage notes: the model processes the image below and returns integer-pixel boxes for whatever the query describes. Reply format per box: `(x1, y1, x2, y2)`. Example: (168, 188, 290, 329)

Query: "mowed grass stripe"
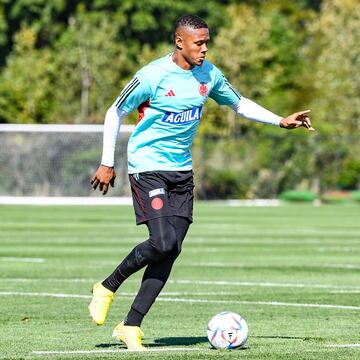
(33, 348, 204, 355)
(1, 291, 360, 311)
(2, 277, 360, 290)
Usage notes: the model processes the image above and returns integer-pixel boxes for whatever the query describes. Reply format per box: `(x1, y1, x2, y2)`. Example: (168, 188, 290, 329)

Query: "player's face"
(176, 27, 210, 67)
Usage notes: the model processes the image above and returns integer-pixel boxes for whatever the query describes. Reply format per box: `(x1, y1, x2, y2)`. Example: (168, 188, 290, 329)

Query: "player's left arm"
(209, 67, 314, 131)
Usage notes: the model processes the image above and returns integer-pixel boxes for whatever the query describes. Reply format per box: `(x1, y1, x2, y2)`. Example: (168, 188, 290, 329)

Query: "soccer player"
(89, 14, 314, 351)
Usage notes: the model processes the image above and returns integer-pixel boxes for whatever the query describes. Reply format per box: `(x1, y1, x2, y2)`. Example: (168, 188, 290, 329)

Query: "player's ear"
(174, 32, 183, 50)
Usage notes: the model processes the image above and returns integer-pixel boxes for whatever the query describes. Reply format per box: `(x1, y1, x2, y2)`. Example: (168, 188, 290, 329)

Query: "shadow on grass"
(95, 343, 123, 348)
(95, 336, 208, 349)
(153, 336, 208, 346)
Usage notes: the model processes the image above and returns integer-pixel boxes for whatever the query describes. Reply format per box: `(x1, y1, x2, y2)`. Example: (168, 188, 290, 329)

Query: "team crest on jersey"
(198, 82, 208, 96)
(162, 107, 203, 124)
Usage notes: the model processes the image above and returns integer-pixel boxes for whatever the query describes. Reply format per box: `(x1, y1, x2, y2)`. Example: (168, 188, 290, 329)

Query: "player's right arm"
(91, 73, 152, 195)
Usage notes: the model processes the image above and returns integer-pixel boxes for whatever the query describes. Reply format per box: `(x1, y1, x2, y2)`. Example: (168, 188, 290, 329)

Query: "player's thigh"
(129, 172, 172, 225)
(169, 171, 194, 223)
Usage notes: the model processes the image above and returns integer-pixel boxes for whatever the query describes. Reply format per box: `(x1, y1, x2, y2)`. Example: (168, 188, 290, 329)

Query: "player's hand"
(279, 110, 315, 131)
(91, 165, 116, 195)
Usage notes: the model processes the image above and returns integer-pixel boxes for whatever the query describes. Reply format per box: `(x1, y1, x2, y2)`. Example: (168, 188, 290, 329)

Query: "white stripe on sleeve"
(100, 105, 127, 167)
(231, 98, 282, 127)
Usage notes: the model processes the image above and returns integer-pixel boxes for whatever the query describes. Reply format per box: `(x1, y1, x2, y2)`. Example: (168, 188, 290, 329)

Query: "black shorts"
(129, 170, 194, 225)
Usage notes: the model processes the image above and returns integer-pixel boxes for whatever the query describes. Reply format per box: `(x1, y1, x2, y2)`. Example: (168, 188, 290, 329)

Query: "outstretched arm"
(232, 98, 314, 131)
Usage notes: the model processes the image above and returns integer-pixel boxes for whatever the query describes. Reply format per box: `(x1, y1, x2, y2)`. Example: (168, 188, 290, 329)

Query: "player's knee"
(149, 224, 177, 255)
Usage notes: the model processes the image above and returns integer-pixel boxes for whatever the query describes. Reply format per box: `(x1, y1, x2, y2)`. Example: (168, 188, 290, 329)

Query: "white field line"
(0, 257, 45, 263)
(2, 277, 360, 291)
(33, 347, 203, 355)
(156, 297, 360, 311)
(326, 344, 360, 348)
(169, 279, 360, 290)
(187, 248, 284, 253)
(317, 247, 357, 253)
(0, 196, 133, 206)
(190, 239, 360, 245)
(183, 262, 360, 270)
(0, 123, 134, 133)
(220, 199, 280, 207)
(0, 197, 279, 206)
(0, 278, 99, 283)
(330, 290, 360, 294)
(322, 264, 360, 270)
(1, 291, 360, 311)
(0, 290, 244, 298)
(0, 291, 91, 299)
(0, 290, 240, 297)
(185, 246, 359, 252)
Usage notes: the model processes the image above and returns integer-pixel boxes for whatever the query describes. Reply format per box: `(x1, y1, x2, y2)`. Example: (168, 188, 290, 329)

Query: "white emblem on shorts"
(149, 188, 165, 197)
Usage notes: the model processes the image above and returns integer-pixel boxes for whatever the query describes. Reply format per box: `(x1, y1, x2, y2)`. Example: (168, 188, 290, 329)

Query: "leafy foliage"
(302, 0, 360, 190)
(0, 0, 358, 196)
(0, 27, 56, 123)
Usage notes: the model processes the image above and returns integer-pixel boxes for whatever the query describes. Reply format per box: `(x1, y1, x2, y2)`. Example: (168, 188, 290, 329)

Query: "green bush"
(198, 169, 250, 200)
(280, 190, 316, 202)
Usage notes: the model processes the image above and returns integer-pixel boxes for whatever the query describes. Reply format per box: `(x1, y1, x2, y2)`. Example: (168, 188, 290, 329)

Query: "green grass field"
(0, 204, 360, 359)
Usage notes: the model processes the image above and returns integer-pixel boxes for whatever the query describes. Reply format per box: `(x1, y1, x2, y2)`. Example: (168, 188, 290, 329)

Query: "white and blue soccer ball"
(207, 311, 248, 349)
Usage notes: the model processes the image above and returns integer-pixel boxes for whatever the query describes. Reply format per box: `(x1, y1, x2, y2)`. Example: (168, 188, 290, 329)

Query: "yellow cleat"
(88, 282, 114, 325)
(112, 321, 147, 351)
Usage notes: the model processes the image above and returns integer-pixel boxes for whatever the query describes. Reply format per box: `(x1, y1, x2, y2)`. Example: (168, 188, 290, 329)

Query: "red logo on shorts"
(198, 82, 208, 96)
(151, 197, 164, 210)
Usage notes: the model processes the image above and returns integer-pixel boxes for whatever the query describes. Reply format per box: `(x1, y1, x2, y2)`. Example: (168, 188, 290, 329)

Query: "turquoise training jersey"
(114, 53, 241, 173)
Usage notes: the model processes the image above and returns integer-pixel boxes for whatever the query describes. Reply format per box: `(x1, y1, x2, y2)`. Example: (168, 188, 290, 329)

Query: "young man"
(89, 14, 314, 351)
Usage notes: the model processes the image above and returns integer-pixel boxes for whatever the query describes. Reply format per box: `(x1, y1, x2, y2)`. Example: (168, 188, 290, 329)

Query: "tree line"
(0, 0, 358, 198)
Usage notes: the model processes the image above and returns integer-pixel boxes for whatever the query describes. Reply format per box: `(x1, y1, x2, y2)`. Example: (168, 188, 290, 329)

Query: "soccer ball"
(206, 311, 248, 349)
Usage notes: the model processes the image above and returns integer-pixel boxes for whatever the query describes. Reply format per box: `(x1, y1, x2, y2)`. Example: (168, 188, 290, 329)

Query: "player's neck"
(172, 51, 194, 71)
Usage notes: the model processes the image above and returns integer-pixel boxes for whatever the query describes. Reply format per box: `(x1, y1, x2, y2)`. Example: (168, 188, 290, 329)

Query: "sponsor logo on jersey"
(198, 82, 208, 96)
(162, 107, 203, 124)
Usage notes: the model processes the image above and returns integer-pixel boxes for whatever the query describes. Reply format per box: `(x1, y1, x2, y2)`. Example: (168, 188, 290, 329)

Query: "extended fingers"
(99, 182, 108, 195)
(91, 177, 100, 190)
(300, 115, 315, 131)
(91, 167, 116, 194)
(293, 110, 315, 131)
(102, 183, 109, 195)
(110, 177, 116, 188)
(282, 110, 314, 131)
(295, 109, 311, 117)
(92, 179, 109, 194)
(93, 180, 114, 194)
(301, 117, 310, 128)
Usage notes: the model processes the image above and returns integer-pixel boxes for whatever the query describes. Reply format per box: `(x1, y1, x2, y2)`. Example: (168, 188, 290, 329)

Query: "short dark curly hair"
(174, 14, 208, 33)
